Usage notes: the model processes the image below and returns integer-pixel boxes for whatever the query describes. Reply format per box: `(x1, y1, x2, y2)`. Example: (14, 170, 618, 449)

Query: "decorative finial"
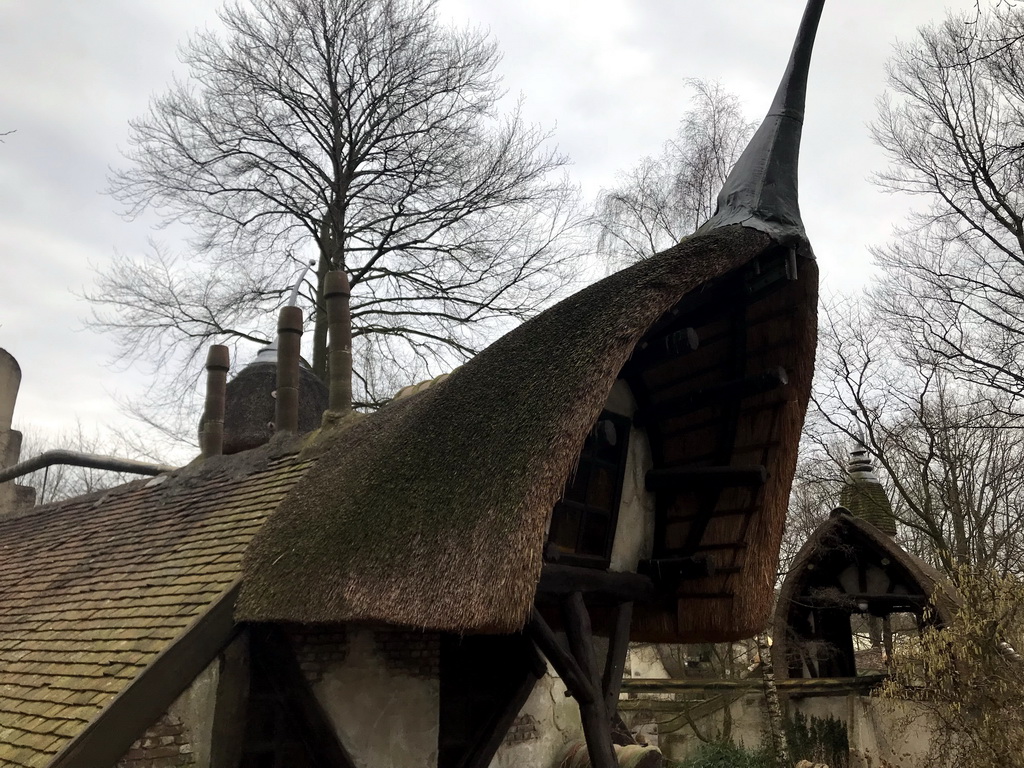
(699, 0, 825, 243)
(254, 260, 316, 363)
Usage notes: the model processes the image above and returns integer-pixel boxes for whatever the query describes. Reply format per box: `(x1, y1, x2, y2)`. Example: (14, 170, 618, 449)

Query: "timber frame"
(529, 566, 642, 768)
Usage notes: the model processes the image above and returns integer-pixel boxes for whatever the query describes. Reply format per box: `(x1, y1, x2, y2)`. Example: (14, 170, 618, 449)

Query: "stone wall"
(490, 665, 581, 768)
(620, 686, 936, 767)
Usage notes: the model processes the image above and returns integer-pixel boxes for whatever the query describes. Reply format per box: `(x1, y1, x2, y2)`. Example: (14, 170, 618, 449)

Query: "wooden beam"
(562, 592, 601, 685)
(637, 555, 714, 588)
(626, 327, 699, 371)
(646, 464, 768, 492)
(634, 367, 788, 425)
(525, 608, 595, 703)
(620, 674, 887, 694)
(537, 564, 655, 603)
(51, 583, 242, 768)
(209, 631, 250, 768)
(602, 602, 633, 714)
(793, 593, 930, 609)
(562, 592, 617, 768)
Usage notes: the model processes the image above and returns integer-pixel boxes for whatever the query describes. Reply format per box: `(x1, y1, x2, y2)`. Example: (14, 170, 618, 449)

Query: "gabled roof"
(773, 511, 959, 678)
(0, 441, 309, 767)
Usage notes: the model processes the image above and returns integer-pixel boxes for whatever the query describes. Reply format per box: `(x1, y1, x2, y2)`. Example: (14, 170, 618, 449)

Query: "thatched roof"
(208, 361, 328, 454)
(237, 224, 817, 640)
(773, 511, 958, 678)
(840, 445, 896, 536)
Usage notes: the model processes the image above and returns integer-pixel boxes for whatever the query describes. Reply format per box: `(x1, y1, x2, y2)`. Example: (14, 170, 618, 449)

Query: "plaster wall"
(310, 626, 440, 768)
(622, 690, 936, 767)
(490, 663, 581, 768)
(605, 381, 655, 573)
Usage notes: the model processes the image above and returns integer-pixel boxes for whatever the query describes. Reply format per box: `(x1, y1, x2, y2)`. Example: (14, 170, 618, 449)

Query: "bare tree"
(98, 0, 582, 410)
(871, 5, 1024, 401)
(592, 80, 754, 267)
(808, 297, 1024, 578)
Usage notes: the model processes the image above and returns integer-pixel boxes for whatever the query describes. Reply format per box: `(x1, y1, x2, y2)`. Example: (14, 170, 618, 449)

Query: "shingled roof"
(0, 440, 309, 767)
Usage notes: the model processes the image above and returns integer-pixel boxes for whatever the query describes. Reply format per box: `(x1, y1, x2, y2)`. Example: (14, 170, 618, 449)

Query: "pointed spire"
(699, 0, 825, 243)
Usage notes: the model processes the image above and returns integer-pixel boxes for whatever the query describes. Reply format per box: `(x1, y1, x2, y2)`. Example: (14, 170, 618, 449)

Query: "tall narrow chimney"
(0, 348, 33, 514)
(201, 345, 230, 458)
(325, 270, 352, 414)
(275, 306, 303, 433)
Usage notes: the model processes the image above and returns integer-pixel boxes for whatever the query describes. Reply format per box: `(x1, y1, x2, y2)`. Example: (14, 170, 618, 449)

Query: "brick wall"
(116, 713, 195, 768)
(289, 625, 349, 684)
(503, 713, 540, 746)
(373, 627, 440, 679)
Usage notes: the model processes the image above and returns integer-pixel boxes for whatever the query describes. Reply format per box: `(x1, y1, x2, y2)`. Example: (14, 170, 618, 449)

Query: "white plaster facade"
(310, 627, 440, 768)
(490, 662, 581, 768)
(605, 381, 656, 574)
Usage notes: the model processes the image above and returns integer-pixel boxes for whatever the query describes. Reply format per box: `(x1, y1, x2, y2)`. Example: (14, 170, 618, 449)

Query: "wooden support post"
(526, 608, 595, 703)
(209, 632, 250, 768)
(634, 366, 788, 425)
(562, 592, 617, 768)
(602, 601, 633, 715)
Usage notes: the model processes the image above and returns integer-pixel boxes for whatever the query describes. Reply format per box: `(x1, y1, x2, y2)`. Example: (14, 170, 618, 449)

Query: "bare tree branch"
(94, 0, 584, 427)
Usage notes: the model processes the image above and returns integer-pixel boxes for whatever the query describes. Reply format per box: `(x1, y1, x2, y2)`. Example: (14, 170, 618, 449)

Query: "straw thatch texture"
(215, 362, 328, 454)
(238, 225, 792, 634)
(638, 255, 818, 643)
(840, 478, 896, 536)
(773, 511, 958, 678)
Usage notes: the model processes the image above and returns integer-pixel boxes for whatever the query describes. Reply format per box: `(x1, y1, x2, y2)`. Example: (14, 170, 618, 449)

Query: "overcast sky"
(0, 0, 977, 461)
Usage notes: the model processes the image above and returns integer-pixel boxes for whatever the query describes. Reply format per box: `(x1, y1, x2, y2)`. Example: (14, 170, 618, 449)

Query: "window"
(546, 411, 631, 568)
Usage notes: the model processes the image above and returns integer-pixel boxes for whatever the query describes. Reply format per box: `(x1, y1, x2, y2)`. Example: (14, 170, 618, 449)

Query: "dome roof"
(200, 358, 329, 455)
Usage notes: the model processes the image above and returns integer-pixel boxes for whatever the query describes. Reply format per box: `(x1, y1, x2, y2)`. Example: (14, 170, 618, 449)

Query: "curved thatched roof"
(237, 224, 816, 638)
(773, 511, 958, 678)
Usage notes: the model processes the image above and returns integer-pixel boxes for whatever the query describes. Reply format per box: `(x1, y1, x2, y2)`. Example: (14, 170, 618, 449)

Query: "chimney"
(201, 345, 230, 458)
(325, 270, 352, 414)
(0, 349, 35, 513)
(275, 306, 303, 433)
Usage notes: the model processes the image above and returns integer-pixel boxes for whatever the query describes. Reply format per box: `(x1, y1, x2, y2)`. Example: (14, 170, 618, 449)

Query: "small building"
(774, 447, 957, 680)
(0, 2, 827, 766)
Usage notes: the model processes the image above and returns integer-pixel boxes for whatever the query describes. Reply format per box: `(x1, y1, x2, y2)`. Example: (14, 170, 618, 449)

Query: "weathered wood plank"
(537, 564, 655, 603)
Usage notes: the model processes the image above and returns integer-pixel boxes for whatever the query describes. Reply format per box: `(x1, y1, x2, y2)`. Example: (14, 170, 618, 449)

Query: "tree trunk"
(756, 632, 791, 768)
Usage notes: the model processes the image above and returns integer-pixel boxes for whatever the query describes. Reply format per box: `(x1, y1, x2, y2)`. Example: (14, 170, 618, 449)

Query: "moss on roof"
(840, 480, 896, 537)
(237, 225, 776, 633)
(0, 438, 310, 767)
